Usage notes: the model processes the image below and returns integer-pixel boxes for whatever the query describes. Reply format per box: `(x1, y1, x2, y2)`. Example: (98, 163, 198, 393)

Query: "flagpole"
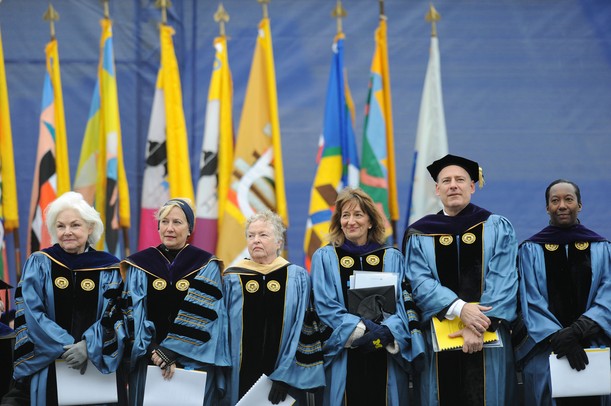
(43, 3, 59, 40)
(12, 230, 22, 282)
(155, 0, 170, 25)
(379, 0, 385, 17)
(332, 0, 346, 35)
(214, 3, 229, 36)
(101, 0, 109, 20)
(257, 0, 269, 19)
(426, 3, 440, 37)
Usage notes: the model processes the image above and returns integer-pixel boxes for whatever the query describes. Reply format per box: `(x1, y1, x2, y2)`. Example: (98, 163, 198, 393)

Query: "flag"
(303, 34, 359, 270)
(27, 38, 70, 255)
(359, 18, 398, 243)
(193, 35, 234, 253)
(0, 28, 18, 288)
(216, 17, 287, 266)
(406, 34, 448, 226)
(138, 24, 194, 250)
(74, 18, 130, 257)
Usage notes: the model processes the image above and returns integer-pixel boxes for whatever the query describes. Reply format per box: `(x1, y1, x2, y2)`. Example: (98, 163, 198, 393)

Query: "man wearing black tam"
(403, 154, 519, 405)
(516, 180, 611, 405)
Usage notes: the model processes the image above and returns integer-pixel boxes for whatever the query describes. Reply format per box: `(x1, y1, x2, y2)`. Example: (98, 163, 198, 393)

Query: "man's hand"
(459, 303, 492, 337)
(449, 326, 484, 354)
(62, 340, 88, 371)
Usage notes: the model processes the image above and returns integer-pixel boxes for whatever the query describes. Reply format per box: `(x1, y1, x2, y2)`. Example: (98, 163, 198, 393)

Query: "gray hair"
(245, 209, 286, 252)
(45, 191, 104, 246)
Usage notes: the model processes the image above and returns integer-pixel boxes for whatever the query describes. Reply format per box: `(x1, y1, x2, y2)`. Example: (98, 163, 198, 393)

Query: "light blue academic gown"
(222, 258, 324, 406)
(405, 214, 518, 406)
(122, 250, 230, 406)
(517, 240, 611, 406)
(311, 245, 424, 406)
(12, 249, 125, 406)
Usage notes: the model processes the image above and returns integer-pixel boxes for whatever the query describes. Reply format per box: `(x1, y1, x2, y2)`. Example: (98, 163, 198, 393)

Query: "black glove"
(268, 380, 289, 404)
(558, 342, 589, 371)
(571, 316, 601, 339)
(352, 319, 394, 353)
(549, 326, 580, 356)
(154, 346, 178, 369)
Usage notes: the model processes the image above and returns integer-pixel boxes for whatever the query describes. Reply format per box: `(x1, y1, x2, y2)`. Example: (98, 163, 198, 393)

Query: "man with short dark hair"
(403, 154, 519, 406)
(516, 179, 611, 405)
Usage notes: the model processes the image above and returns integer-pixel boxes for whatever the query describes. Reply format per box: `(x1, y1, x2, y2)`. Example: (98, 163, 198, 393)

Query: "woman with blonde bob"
(121, 198, 229, 406)
(310, 187, 425, 406)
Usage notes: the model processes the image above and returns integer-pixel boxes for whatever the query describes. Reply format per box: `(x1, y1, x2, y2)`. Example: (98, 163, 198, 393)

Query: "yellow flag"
(0, 29, 18, 232)
(217, 18, 287, 265)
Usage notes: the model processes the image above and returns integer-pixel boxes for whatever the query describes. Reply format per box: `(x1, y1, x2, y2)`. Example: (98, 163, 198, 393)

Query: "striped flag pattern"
(74, 18, 130, 257)
(359, 18, 398, 242)
(138, 24, 194, 250)
(216, 17, 287, 266)
(194, 35, 234, 253)
(27, 38, 70, 255)
(303, 34, 359, 270)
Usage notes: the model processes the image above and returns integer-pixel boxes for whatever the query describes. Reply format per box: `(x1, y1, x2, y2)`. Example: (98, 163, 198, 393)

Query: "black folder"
(347, 285, 396, 321)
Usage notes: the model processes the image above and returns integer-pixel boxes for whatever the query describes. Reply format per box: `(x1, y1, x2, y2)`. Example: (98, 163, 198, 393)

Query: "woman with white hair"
(6, 191, 125, 406)
(222, 209, 324, 405)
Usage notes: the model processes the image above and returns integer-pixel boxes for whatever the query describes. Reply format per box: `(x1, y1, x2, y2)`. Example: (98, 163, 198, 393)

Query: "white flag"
(407, 36, 448, 226)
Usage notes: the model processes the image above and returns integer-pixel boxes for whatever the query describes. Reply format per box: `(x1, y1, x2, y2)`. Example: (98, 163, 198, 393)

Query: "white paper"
(55, 360, 118, 406)
(352, 271, 399, 295)
(235, 374, 296, 406)
(143, 366, 207, 406)
(549, 347, 611, 398)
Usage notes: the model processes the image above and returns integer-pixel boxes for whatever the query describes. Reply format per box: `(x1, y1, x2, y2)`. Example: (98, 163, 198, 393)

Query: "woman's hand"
(151, 349, 176, 380)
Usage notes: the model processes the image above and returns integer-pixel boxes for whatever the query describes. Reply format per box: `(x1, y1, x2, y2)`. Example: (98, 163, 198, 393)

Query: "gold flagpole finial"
(101, 0, 110, 19)
(331, 0, 347, 35)
(154, 0, 172, 25)
(214, 3, 230, 36)
(43, 3, 60, 39)
(257, 0, 270, 19)
(425, 3, 441, 37)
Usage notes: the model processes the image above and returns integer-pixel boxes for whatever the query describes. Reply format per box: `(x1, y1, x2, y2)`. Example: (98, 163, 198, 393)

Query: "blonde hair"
(328, 187, 386, 246)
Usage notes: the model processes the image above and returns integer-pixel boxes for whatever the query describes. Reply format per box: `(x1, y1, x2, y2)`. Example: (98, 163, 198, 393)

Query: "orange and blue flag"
(27, 38, 70, 255)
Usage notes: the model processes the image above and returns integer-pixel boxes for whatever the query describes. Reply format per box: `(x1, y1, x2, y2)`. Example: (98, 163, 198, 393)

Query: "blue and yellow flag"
(27, 38, 70, 255)
(216, 17, 287, 266)
(0, 28, 18, 288)
(74, 18, 130, 256)
(138, 24, 194, 250)
(194, 35, 234, 254)
(360, 18, 398, 242)
(303, 34, 359, 270)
